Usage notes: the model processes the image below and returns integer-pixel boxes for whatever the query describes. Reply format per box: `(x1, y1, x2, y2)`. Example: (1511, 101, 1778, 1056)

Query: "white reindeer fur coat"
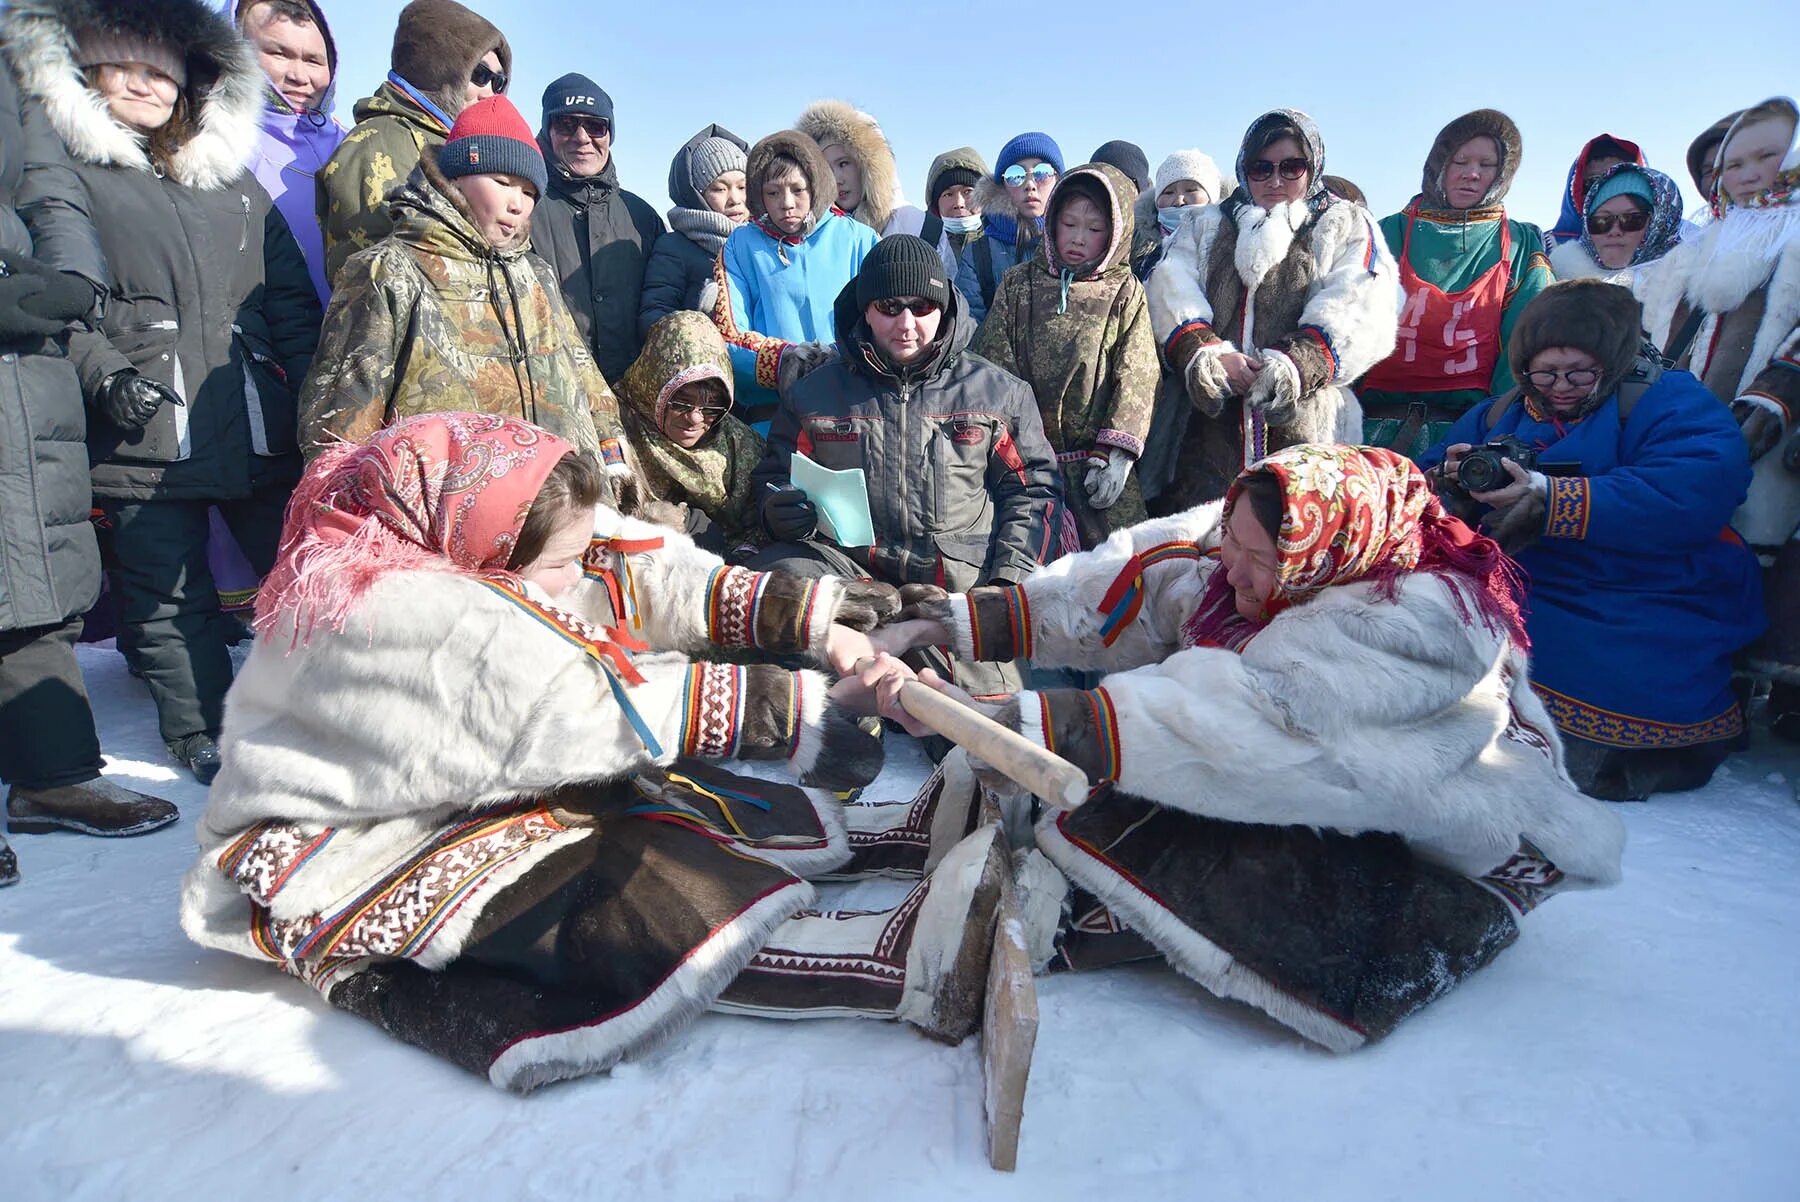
(946, 505, 1625, 886)
(180, 508, 847, 969)
(1147, 198, 1399, 445)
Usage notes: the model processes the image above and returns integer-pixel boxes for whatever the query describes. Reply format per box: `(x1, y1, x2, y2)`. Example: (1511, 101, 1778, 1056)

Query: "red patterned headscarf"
(257, 413, 574, 640)
(1185, 444, 1529, 652)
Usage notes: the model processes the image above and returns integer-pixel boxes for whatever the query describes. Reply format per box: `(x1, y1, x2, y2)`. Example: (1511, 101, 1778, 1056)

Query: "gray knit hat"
(688, 136, 748, 197)
(76, 31, 187, 86)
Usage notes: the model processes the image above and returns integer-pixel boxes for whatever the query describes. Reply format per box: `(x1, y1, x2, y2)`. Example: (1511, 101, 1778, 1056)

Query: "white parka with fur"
(941, 504, 1625, 888)
(180, 509, 862, 976)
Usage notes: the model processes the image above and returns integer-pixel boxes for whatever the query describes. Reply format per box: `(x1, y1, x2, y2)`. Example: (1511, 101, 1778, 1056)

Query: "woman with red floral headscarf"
(179, 412, 1009, 1091)
(869, 442, 1625, 1052)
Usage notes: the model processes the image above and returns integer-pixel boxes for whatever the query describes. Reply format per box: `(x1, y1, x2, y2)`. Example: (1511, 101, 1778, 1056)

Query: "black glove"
(99, 370, 182, 431)
(762, 485, 818, 542)
(0, 254, 95, 332)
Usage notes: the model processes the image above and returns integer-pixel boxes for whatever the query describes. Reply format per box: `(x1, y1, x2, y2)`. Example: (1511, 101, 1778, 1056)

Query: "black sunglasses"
(1587, 209, 1650, 235)
(1246, 157, 1309, 183)
(665, 399, 728, 420)
(551, 115, 610, 140)
(470, 62, 507, 94)
(872, 297, 940, 317)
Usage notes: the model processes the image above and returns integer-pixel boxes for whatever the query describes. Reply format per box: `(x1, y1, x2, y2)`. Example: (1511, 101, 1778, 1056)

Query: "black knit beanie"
(1090, 140, 1150, 192)
(856, 235, 950, 310)
(929, 165, 981, 209)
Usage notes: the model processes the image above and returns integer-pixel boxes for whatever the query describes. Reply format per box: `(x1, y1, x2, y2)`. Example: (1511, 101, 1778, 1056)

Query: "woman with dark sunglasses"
(1548, 164, 1684, 288)
(1146, 108, 1399, 513)
(317, 0, 511, 286)
(1420, 281, 1763, 801)
(1360, 110, 1555, 460)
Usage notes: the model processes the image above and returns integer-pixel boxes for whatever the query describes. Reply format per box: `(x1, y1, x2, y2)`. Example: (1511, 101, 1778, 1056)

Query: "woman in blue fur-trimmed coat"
(1421, 280, 1764, 801)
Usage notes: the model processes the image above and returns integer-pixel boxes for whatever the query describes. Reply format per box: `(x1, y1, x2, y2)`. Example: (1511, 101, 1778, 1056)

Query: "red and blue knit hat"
(439, 95, 547, 195)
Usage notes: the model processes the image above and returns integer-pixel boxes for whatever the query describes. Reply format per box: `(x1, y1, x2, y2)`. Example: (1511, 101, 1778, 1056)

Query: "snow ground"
(2, 644, 1798, 1202)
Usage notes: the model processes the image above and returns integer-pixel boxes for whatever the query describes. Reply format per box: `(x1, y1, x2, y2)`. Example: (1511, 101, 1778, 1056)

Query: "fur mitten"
(1180, 343, 1233, 416)
(1245, 348, 1301, 422)
(834, 580, 901, 631)
(794, 698, 885, 790)
(897, 582, 953, 623)
(1733, 396, 1788, 463)
(1481, 487, 1548, 555)
(777, 341, 837, 399)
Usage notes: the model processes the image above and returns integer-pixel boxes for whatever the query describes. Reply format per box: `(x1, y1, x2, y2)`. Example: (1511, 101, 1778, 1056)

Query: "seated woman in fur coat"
(180, 412, 1007, 1092)
(866, 442, 1626, 1052)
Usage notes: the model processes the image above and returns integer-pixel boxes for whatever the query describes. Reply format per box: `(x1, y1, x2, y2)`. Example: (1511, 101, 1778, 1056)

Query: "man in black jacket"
(531, 73, 664, 384)
(750, 235, 1063, 697)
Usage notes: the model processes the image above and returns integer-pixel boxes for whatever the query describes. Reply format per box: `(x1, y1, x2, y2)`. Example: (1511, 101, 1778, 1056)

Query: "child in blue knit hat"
(954, 131, 1063, 322)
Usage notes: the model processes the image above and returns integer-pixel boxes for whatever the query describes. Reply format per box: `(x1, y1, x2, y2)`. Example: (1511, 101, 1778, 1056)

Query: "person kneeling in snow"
(180, 412, 1005, 1091)
(869, 443, 1626, 1051)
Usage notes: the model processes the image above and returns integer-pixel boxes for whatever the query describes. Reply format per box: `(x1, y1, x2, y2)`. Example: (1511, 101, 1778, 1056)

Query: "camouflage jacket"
(619, 312, 765, 549)
(299, 157, 624, 460)
(316, 82, 446, 288)
(973, 162, 1158, 543)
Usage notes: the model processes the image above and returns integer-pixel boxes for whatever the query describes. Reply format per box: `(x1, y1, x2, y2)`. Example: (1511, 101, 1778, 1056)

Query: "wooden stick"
(979, 794, 1039, 1172)
(853, 659, 1088, 810)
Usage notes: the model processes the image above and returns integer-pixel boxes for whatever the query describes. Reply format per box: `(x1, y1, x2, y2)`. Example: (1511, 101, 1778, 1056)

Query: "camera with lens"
(1456, 436, 1539, 493)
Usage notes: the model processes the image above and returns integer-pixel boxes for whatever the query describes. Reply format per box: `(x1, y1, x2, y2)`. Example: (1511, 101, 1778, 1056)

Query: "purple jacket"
(233, 0, 344, 300)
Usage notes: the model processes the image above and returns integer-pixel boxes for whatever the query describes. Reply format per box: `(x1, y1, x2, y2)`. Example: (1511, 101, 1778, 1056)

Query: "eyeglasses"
(470, 62, 508, 94)
(1586, 209, 1650, 235)
(551, 115, 610, 141)
(872, 297, 940, 317)
(1245, 157, 1309, 183)
(1002, 163, 1058, 188)
(1523, 367, 1601, 390)
(665, 400, 728, 420)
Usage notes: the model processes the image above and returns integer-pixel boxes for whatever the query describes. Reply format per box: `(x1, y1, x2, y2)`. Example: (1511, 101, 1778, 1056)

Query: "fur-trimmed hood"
(1421, 108, 1522, 210)
(924, 145, 987, 213)
(1687, 109, 1743, 199)
(1041, 162, 1137, 276)
(795, 99, 901, 235)
(746, 128, 835, 231)
(2, 0, 262, 190)
(1507, 279, 1643, 407)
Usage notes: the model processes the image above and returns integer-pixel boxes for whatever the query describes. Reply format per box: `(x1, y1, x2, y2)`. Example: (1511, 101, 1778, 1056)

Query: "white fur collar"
(1233, 198, 1310, 288)
(2, 0, 263, 191)
(1679, 204, 1800, 314)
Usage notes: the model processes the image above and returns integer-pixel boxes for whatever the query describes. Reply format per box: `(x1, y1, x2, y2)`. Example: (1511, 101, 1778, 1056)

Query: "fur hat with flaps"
(2, 0, 264, 190)
(1507, 280, 1644, 408)
(796, 99, 902, 234)
(1420, 109, 1522, 210)
(1042, 162, 1137, 276)
(746, 129, 835, 233)
(390, 0, 511, 120)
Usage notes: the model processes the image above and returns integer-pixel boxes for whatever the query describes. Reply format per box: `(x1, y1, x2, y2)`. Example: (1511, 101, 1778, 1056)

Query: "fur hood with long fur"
(1508, 279, 1643, 405)
(2, 0, 261, 190)
(746, 128, 835, 229)
(1420, 109, 1523, 210)
(795, 99, 902, 235)
(3, 0, 261, 189)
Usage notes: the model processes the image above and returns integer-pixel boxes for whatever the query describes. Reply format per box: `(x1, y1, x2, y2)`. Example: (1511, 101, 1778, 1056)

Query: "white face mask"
(941, 213, 983, 235)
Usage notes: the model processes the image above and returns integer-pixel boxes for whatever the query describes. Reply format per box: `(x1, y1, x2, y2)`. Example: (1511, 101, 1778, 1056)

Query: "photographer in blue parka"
(1421, 280, 1764, 803)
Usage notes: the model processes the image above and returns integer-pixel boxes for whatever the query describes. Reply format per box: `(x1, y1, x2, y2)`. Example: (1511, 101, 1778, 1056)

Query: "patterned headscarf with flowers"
(256, 412, 573, 641)
(1184, 444, 1529, 653)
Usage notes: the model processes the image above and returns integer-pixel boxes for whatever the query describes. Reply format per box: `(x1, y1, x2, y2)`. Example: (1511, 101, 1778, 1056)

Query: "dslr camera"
(1456, 436, 1578, 493)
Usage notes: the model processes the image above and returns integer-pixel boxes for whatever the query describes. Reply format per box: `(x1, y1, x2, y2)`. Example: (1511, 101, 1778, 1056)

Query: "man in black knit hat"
(749, 234, 1062, 698)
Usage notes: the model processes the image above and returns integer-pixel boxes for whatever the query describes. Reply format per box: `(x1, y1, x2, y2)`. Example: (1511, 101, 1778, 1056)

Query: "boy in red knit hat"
(300, 95, 631, 478)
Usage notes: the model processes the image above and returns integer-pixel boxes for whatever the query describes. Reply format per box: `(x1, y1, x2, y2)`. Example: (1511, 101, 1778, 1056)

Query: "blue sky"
(315, 0, 1794, 227)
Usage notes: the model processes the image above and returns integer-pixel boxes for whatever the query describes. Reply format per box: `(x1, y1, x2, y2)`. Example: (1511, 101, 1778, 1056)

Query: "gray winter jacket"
(6, 0, 322, 503)
(751, 281, 1062, 588)
(0, 66, 98, 631)
(530, 151, 665, 384)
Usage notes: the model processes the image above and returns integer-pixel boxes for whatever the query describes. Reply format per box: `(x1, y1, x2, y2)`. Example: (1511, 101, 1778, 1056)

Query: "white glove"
(1244, 348, 1301, 421)
(1181, 343, 1234, 414)
(1082, 448, 1135, 510)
